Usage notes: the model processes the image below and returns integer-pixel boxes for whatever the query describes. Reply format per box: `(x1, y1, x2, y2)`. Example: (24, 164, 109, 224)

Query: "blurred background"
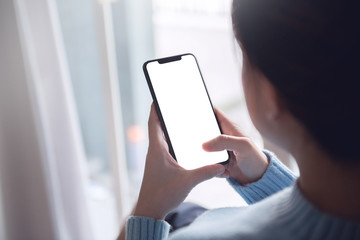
(0, 0, 298, 239)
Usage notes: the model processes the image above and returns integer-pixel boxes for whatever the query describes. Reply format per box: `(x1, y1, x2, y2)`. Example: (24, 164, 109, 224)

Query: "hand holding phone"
(203, 109, 269, 185)
(143, 53, 229, 170)
(133, 105, 226, 220)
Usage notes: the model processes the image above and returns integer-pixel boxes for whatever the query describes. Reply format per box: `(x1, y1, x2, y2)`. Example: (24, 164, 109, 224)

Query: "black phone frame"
(143, 53, 230, 167)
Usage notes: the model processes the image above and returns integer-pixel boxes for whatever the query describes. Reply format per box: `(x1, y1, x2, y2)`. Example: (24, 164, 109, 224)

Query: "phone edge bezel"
(143, 53, 230, 167)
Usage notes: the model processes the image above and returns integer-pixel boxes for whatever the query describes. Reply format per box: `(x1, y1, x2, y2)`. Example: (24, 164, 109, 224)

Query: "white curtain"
(0, 0, 96, 239)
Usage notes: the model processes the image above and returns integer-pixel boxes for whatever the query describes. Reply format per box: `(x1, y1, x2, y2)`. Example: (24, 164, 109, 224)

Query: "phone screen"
(144, 54, 229, 170)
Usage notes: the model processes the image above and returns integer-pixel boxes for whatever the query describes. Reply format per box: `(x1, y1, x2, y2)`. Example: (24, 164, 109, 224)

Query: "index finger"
(203, 134, 252, 153)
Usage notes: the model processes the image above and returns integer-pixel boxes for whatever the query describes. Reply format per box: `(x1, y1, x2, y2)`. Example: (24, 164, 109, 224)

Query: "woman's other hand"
(202, 108, 269, 185)
(133, 104, 226, 220)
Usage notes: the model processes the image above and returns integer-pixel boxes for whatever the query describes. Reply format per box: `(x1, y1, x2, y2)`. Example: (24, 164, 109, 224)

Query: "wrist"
(231, 148, 269, 185)
(133, 200, 166, 220)
(251, 150, 270, 180)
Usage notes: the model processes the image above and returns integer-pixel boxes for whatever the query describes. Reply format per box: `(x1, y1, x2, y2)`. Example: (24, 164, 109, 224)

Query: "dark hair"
(232, 0, 360, 163)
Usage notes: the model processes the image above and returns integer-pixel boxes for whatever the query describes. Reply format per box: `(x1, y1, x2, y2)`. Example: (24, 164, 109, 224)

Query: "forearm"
(228, 150, 297, 204)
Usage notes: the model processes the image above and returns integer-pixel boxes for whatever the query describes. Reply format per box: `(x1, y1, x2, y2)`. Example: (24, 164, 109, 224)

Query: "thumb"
(189, 164, 226, 186)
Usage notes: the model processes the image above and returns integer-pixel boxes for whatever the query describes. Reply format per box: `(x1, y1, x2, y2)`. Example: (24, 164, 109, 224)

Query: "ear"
(257, 73, 284, 121)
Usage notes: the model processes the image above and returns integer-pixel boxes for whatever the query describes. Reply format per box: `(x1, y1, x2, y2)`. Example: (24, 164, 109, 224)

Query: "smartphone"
(143, 53, 229, 170)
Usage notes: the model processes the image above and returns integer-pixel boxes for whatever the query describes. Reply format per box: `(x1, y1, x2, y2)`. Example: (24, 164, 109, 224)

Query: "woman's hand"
(133, 104, 226, 220)
(202, 109, 269, 185)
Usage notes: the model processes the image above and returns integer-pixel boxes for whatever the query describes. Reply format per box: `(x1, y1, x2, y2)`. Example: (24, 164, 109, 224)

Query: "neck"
(292, 140, 360, 221)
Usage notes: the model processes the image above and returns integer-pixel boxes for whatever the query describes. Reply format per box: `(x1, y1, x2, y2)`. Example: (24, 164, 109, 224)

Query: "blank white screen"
(146, 54, 228, 170)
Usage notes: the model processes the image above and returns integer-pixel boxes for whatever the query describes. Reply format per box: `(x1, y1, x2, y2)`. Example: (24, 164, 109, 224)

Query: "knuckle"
(220, 134, 229, 142)
(241, 137, 253, 147)
(212, 135, 225, 147)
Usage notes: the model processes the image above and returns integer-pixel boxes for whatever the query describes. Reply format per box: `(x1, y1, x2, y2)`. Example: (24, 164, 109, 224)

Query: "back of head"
(232, 0, 360, 163)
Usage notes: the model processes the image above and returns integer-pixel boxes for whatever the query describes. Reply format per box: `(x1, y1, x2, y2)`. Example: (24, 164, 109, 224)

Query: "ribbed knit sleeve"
(227, 150, 297, 205)
(126, 216, 170, 240)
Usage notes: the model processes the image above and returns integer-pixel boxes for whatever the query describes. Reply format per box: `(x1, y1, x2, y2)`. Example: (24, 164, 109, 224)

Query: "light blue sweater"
(126, 151, 360, 239)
